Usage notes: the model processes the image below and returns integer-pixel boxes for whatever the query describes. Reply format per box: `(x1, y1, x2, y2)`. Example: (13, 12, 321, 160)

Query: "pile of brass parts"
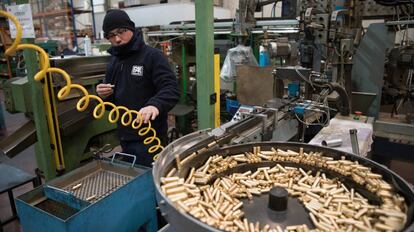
(161, 147, 407, 232)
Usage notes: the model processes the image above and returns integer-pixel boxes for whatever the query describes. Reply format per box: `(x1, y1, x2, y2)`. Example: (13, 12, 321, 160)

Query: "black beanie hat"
(102, 9, 135, 37)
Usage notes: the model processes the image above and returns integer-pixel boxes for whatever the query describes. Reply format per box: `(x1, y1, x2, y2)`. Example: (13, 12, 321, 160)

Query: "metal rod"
(349, 129, 359, 155)
(385, 20, 414, 26)
(160, 19, 299, 30)
(147, 28, 298, 37)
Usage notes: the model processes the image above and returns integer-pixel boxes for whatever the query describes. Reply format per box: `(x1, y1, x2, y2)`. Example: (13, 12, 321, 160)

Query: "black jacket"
(104, 30, 179, 142)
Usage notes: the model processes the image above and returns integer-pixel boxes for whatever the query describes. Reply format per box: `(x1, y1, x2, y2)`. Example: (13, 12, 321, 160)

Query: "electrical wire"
(295, 98, 331, 127)
(294, 109, 329, 127)
(1, 10, 164, 160)
(293, 81, 332, 127)
(315, 88, 330, 103)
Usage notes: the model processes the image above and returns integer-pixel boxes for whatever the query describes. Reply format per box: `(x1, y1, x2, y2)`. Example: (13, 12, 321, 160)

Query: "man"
(96, 9, 179, 167)
(58, 40, 76, 56)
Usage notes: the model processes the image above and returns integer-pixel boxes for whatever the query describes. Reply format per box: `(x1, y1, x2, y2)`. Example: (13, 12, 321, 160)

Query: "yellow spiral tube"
(0, 10, 163, 160)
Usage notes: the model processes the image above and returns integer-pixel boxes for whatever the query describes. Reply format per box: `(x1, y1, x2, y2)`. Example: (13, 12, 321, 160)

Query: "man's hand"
(139, 105, 159, 123)
(96, 83, 114, 98)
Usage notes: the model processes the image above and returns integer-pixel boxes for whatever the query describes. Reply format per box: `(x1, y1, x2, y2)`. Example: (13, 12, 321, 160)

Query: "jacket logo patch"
(131, 65, 143, 76)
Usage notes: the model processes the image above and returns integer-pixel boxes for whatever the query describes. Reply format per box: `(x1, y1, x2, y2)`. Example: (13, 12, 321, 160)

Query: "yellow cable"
(1, 10, 163, 161)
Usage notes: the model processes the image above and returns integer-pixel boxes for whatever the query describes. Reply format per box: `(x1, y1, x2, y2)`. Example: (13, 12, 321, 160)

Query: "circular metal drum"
(153, 140, 414, 232)
(269, 42, 291, 58)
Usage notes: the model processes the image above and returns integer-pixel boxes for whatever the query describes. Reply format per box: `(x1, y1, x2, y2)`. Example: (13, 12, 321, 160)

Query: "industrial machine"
(290, 0, 414, 146)
(1, 55, 117, 180)
(0, 10, 160, 232)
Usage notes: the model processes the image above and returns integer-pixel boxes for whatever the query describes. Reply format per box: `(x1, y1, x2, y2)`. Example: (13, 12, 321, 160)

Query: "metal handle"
(111, 152, 137, 167)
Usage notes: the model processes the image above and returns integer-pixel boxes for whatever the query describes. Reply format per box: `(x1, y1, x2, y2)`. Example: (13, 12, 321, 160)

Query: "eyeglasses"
(106, 28, 128, 40)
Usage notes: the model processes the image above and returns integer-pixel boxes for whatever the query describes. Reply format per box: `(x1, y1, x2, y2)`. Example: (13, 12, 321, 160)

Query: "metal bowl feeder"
(153, 132, 414, 232)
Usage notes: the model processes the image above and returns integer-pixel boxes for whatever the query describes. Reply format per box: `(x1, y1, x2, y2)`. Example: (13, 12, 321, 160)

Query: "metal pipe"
(147, 28, 299, 37)
(321, 139, 342, 147)
(147, 30, 232, 37)
(161, 21, 233, 30)
(256, 19, 299, 26)
(160, 19, 299, 30)
(385, 20, 414, 26)
(251, 29, 299, 34)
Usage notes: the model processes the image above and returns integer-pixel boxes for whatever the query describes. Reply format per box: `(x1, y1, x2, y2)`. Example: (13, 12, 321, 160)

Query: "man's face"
(106, 28, 134, 46)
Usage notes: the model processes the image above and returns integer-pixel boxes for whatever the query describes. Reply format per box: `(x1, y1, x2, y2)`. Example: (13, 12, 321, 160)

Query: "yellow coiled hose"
(0, 10, 163, 160)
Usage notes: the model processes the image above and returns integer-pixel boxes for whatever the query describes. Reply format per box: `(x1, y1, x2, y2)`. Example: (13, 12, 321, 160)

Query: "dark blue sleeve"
(145, 50, 180, 115)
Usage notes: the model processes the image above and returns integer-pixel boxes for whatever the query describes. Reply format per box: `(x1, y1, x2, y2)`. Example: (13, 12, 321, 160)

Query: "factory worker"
(96, 9, 179, 167)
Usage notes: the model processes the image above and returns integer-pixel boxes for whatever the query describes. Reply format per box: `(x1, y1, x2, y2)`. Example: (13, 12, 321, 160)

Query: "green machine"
(1, 55, 117, 180)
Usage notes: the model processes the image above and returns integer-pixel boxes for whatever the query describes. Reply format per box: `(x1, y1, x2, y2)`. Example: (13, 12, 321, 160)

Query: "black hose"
(328, 83, 351, 116)
(312, 81, 350, 116)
